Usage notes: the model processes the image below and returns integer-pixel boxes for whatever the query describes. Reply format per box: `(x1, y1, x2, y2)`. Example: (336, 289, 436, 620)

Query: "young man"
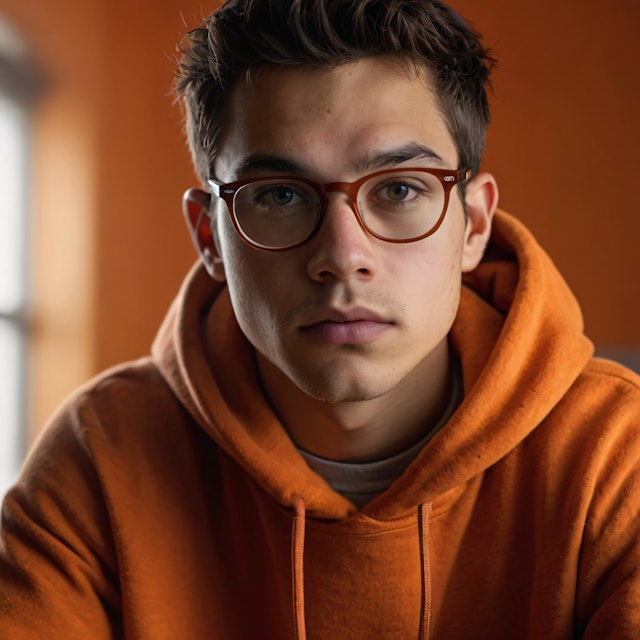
(1, 0, 639, 638)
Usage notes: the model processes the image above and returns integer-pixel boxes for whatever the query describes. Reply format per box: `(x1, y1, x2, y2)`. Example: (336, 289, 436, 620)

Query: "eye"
(270, 186, 296, 206)
(372, 178, 428, 205)
(254, 183, 308, 208)
(382, 183, 412, 201)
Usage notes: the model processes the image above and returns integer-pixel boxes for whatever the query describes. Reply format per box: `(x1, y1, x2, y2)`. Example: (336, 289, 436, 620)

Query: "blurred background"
(0, 0, 638, 497)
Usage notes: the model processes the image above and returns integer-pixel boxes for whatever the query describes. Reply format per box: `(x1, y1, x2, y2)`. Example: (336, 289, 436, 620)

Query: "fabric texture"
(1, 210, 639, 638)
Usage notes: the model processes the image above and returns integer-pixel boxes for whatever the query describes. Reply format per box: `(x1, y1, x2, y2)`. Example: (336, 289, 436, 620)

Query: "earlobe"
(460, 172, 499, 273)
(182, 188, 227, 281)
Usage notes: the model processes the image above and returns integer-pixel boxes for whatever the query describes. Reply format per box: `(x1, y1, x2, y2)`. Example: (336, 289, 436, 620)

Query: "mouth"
(299, 308, 394, 345)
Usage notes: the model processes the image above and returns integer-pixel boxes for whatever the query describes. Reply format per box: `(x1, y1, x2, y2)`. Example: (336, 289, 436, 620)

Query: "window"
(0, 14, 37, 499)
(0, 92, 28, 498)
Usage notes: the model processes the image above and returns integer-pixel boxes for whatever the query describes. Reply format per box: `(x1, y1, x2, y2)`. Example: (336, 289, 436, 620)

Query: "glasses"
(207, 167, 470, 251)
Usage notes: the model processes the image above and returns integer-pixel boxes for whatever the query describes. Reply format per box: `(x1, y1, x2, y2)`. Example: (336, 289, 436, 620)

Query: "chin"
(293, 371, 395, 405)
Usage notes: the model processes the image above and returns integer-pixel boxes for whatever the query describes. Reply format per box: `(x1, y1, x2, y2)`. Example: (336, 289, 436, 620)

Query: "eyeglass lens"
(232, 170, 447, 249)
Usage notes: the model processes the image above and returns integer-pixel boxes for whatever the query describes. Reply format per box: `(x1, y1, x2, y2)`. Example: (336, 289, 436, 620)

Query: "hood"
(151, 210, 593, 521)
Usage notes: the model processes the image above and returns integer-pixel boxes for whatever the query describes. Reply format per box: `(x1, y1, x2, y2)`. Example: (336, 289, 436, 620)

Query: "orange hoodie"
(1, 211, 639, 639)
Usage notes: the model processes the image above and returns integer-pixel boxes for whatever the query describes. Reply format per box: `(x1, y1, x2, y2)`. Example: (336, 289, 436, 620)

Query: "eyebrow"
(356, 142, 446, 172)
(232, 153, 307, 178)
(228, 142, 447, 180)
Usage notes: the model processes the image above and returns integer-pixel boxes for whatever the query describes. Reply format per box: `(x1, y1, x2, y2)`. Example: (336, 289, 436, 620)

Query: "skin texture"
(185, 58, 498, 461)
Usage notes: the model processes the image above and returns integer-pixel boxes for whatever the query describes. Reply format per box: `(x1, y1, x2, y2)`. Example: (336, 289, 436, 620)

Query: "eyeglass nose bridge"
(313, 179, 369, 234)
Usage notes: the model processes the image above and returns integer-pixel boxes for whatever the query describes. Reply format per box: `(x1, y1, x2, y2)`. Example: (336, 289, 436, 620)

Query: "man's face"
(210, 59, 490, 404)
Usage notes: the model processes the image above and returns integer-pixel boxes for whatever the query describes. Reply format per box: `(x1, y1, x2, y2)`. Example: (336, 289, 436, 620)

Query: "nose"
(306, 192, 377, 282)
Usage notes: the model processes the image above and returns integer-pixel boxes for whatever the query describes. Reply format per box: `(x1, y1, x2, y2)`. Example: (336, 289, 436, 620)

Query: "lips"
(299, 308, 393, 344)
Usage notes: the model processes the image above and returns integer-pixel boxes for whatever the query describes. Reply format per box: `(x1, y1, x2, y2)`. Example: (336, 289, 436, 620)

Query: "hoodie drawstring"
(291, 494, 307, 640)
(290, 496, 432, 640)
(418, 501, 432, 640)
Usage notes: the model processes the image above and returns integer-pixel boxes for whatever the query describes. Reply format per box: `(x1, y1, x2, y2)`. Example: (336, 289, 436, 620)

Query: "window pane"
(0, 93, 27, 311)
(0, 319, 23, 498)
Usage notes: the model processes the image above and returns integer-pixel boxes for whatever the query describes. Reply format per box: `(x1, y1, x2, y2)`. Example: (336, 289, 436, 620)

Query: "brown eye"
(384, 183, 411, 201)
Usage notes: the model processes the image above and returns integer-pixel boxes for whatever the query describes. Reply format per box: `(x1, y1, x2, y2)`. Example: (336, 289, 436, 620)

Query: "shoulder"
(584, 358, 640, 384)
(70, 356, 175, 411)
(20, 357, 213, 498)
(524, 358, 640, 501)
(539, 357, 640, 524)
(564, 357, 640, 425)
(543, 357, 640, 457)
(49, 357, 192, 442)
(8, 358, 222, 547)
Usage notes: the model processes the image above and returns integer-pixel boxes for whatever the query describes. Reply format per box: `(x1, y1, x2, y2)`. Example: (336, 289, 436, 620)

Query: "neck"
(257, 339, 452, 462)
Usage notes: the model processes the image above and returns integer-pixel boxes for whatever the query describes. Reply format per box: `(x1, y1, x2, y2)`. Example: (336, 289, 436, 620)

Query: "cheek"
(405, 235, 464, 291)
(224, 252, 266, 315)
(217, 230, 263, 313)
(400, 238, 464, 327)
(217, 230, 288, 350)
(224, 263, 277, 354)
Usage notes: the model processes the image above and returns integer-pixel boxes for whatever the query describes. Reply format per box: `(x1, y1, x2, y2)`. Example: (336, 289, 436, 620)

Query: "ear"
(182, 188, 226, 281)
(460, 172, 499, 273)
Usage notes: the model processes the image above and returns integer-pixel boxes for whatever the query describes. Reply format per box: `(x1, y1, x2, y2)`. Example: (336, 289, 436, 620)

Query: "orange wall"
(92, 0, 209, 370)
(2, 0, 639, 438)
(452, 0, 640, 348)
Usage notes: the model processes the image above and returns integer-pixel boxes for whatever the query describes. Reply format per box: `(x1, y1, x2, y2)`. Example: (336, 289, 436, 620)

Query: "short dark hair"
(175, 0, 495, 184)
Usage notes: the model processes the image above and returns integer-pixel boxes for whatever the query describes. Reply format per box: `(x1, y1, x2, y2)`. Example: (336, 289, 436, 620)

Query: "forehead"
(214, 58, 458, 181)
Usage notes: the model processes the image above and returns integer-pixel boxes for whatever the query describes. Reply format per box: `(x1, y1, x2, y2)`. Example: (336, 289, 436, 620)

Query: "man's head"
(175, 0, 495, 184)
(175, 1, 499, 450)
